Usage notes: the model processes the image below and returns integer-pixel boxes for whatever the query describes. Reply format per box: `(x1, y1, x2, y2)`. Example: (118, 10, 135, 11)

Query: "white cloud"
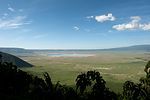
(21, 29, 32, 32)
(0, 4, 31, 30)
(140, 23, 150, 30)
(108, 30, 112, 33)
(0, 16, 31, 29)
(113, 23, 139, 31)
(113, 16, 150, 31)
(2, 13, 9, 19)
(84, 29, 91, 32)
(95, 13, 116, 22)
(86, 16, 94, 19)
(18, 9, 23, 12)
(73, 26, 79, 31)
(13, 37, 23, 42)
(3, 13, 8, 16)
(130, 16, 141, 23)
(8, 7, 15, 12)
(33, 34, 47, 39)
(7, 4, 15, 12)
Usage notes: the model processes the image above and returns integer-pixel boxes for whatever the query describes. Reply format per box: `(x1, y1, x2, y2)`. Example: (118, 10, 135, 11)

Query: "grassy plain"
(20, 51, 149, 93)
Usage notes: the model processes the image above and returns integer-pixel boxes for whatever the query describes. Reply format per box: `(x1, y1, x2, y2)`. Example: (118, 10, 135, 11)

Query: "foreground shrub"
(1, 54, 150, 100)
(76, 71, 117, 100)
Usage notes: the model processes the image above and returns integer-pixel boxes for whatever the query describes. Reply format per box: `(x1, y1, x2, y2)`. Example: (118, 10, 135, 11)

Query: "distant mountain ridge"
(0, 52, 33, 67)
(101, 45, 150, 52)
(0, 45, 150, 52)
(0, 48, 34, 56)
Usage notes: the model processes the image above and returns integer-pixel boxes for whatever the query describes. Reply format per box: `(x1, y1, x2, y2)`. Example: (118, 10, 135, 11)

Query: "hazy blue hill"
(0, 48, 27, 52)
(0, 52, 33, 67)
(101, 45, 150, 52)
(0, 45, 150, 55)
(0, 48, 34, 56)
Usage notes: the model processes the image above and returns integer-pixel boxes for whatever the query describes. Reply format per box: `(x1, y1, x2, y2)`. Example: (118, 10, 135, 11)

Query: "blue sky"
(0, 0, 150, 49)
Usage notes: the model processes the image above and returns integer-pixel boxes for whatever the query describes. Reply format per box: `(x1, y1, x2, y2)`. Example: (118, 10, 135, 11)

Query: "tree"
(76, 72, 91, 94)
(76, 71, 117, 100)
(123, 61, 150, 100)
(145, 61, 150, 78)
(0, 54, 2, 63)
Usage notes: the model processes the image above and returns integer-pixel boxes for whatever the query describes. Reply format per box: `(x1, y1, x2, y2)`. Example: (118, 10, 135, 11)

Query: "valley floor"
(20, 51, 149, 92)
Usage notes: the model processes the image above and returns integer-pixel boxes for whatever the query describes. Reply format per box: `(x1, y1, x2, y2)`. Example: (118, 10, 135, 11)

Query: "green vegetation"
(1, 47, 150, 93)
(0, 54, 150, 100)
(20, 51, 148, 92)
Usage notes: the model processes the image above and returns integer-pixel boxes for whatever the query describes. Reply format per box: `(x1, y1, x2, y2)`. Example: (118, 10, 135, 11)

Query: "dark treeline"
(0, 55, 150, 100)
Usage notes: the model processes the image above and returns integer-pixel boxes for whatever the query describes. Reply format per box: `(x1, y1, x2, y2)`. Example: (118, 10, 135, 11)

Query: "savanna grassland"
(20, 51, 150, 93)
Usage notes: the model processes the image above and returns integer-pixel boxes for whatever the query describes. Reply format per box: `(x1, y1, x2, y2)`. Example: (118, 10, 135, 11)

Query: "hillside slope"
(0, 52, 33, 67)
(0, 48, 34, 56)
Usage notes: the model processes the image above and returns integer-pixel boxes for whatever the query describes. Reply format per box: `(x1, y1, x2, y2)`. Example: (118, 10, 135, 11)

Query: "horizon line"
(0, 44, 150, 50)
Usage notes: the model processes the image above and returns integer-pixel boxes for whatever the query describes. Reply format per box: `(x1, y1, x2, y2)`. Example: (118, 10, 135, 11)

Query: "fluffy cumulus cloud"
(140, 23, 150, 30)
(73, 26, 79, 31)
(113, 16, 150, 31)
(95, 13, 116, 22)
(0, 16, 31, 29)
(86, 13, 115, 22)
